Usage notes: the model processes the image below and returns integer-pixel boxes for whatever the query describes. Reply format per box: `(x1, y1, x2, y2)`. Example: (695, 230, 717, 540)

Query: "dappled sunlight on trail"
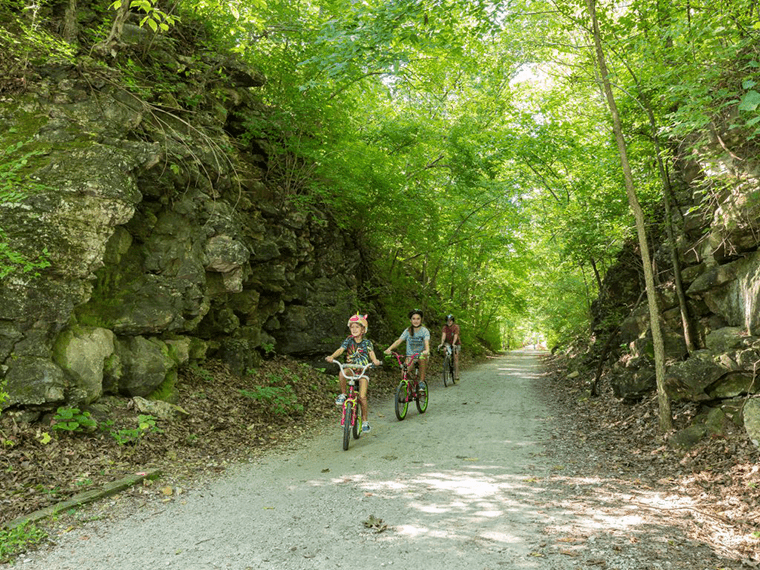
(294, 352, 742, 568)
(22, 351, 743, 570)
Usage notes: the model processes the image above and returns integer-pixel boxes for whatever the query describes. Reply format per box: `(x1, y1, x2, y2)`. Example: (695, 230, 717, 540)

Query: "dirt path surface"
(12, 351, 744, 569)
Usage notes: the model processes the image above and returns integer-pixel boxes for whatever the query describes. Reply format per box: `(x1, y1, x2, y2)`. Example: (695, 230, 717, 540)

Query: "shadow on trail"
(310, 460, 737, 568)
(302, 350, 743, 568)
(21, 350, 742, 570)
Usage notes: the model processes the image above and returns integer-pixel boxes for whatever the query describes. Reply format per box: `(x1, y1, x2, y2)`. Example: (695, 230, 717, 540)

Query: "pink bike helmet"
(347, 313, 368, 332)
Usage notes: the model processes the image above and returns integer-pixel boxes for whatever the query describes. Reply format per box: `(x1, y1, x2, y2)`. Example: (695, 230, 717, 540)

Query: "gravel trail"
(13, 351, 741, 570)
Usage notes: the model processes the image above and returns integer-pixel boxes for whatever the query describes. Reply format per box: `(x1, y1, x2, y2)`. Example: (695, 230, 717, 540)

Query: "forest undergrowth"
(540, 353, 760, 564)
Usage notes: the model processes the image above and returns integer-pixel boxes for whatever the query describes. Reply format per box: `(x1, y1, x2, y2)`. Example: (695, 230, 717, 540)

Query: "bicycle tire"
(343, 401, 353, 450)
(442, 355, 450, 387)
(416, 381, 428, 414)
(394, 381, 408, 421)
(352, 403, 361, 439)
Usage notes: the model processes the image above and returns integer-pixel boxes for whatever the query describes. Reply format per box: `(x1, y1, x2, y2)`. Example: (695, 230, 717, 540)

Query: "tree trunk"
(586, 0, 672, 432)
(62, 0, 78, 44)
(645, 106, 697, 353)
(388, 248, 399, 279)
(590, 257, 603, 294)
(101, 0, 131, 47)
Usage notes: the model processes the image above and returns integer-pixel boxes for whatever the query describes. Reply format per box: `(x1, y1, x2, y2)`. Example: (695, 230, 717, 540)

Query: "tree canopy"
(2, 0, 758, 349)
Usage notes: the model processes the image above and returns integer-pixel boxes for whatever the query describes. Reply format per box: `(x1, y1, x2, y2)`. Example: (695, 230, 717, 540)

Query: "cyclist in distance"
(384, 309, 431, 389)
(326, 313, 382, 433)
(438, 314, 461, 381)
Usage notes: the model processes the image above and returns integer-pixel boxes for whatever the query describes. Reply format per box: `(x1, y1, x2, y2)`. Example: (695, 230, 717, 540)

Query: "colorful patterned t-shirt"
(340, 336, 375, 366)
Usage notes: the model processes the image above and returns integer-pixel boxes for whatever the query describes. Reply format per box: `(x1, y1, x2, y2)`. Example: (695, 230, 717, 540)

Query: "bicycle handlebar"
(329, 360, 379, 381)
(388, 351, 421, 368)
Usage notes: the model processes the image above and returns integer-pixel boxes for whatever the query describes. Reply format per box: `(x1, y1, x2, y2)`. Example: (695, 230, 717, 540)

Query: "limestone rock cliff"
(593, 135, 760, 446)
(0, 29, 375, 415)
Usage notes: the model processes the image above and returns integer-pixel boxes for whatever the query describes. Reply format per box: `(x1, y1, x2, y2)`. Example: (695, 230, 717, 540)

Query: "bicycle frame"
(389, 352, 427, 420)
(389, 351, 421, 378)
(439, 344, 456, 387)
(332, 361, 373, 450)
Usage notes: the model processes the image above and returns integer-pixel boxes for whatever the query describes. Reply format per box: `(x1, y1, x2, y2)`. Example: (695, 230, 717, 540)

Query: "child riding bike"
(326, 313, 382, 433)
(384, 309, 431, 389)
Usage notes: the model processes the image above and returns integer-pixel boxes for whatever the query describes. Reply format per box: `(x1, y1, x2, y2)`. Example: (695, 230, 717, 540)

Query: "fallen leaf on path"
(557, 537, 581, 542)
(559, 549, 579, 556)
(363, 514, 388, 532)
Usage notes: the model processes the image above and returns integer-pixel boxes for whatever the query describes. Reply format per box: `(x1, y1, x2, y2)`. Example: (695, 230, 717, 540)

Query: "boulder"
(114, 336, 176, 397)
(669, 408, 728, 450)
(708, 372, 758, 399)
(164, 337, 192, 367)
(4, 358, 66, 408)
(743, 398, 760, 447)
(704, 326, 749, 352)
(663, 350, 730, 401)
(52, 326, 115, 404)
(132, 396, 189, 420)
(688, 251, 760, 335)
(610, 358, 656, 401)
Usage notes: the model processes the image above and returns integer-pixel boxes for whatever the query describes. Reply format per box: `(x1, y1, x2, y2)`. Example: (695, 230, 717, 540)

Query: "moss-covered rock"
(114, 336, 176, 398)
(52, 326, 115, 404)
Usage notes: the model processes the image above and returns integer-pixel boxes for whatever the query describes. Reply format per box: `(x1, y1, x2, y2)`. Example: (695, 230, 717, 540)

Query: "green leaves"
(0, 141, 52, 279)
(738, 90, 760, 112)
(0, 523, 46, 564)
(177, 0, 760, 348)
(51, 408, 97, 433)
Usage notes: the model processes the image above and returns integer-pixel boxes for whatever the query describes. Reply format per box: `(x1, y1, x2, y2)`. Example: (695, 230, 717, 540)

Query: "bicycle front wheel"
(353, 404, 362, 439)
(416, 381, 428, 414)
(343, 401, 353, 450)
(442, 356, 451, 387)
(394, 381, 409, 421)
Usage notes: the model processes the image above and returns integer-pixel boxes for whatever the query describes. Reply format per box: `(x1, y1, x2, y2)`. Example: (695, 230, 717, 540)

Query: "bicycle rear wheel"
(442, 355, 451, 387)
(352, 404, 362, 439)
(343, 402, 353, 450)
(416, 381, 428, 414)
(394, 381, 408, 421)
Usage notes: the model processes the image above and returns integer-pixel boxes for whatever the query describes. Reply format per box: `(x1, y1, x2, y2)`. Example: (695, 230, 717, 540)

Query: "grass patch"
(0, 522, 47, 562)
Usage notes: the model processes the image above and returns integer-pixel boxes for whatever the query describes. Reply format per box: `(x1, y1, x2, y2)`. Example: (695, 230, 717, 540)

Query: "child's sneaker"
(362, 421, 371, 433)
(417, 382, 426, 393)
(335, 394, 346, 406)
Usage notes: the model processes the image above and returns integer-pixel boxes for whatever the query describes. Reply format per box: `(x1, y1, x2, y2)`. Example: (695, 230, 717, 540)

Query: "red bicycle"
(331, 360, 375, 450)
(389, 352, 428, 421)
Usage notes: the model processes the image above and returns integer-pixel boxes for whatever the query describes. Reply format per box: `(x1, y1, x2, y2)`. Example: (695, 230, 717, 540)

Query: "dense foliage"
(1, 0, 758, 349)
